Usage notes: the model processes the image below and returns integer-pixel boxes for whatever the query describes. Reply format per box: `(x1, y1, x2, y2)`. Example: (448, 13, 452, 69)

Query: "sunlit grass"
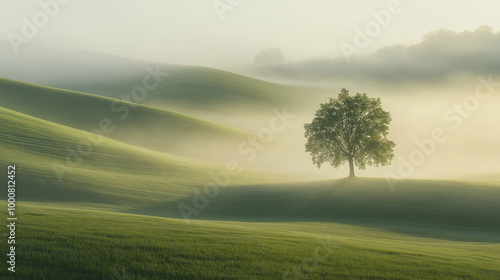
(1, 204, 499, 280)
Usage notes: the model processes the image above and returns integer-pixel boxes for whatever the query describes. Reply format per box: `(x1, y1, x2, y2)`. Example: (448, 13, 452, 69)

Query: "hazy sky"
(1, 0, 500, 68)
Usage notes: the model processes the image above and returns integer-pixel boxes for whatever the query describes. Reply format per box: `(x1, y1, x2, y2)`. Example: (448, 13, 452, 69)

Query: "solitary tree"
(304, 88, 395, 177)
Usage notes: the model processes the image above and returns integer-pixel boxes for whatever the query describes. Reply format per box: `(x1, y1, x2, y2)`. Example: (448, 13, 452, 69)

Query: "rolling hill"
(24, 53, 317, 129)
(52, 62, 316, 131)
(1, 48, 311, 121)
(0, 77, 256, 163)
(0, 106, 279, 211)
(60, 63, 306, 111)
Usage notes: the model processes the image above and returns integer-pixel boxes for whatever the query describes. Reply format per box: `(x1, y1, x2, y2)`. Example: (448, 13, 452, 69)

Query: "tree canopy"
(304, 88, 395, 177)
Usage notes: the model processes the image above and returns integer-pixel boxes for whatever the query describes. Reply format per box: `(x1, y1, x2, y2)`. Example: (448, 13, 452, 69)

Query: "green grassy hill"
(0, 106, 277, 212)
(141, 65, 305, 111)
(0, 77, 254, 162)
(48, 61, 318, 131)
(55, 63, 307, 113)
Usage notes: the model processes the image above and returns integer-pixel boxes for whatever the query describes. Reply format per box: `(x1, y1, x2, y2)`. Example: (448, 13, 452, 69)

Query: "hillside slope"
(0, 77, 253, 162)
(0, 106, 276, 210)
(0, 48, 308, 114)
(45, 61, 315, 130)
(52, 63, 307, 112)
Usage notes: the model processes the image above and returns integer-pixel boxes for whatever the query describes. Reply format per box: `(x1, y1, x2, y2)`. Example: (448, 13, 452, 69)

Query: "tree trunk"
(348, 156, 355, 177)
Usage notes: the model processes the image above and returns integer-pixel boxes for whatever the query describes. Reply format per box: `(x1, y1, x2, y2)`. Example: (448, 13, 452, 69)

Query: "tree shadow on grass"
(123, 177, 500, 243)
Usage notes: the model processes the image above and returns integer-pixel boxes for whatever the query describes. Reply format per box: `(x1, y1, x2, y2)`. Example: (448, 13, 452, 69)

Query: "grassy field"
(0, 204, 499, 280)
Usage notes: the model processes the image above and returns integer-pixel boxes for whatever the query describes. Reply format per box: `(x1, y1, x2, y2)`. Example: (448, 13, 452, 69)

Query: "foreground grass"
(1, 204, 499, 280)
